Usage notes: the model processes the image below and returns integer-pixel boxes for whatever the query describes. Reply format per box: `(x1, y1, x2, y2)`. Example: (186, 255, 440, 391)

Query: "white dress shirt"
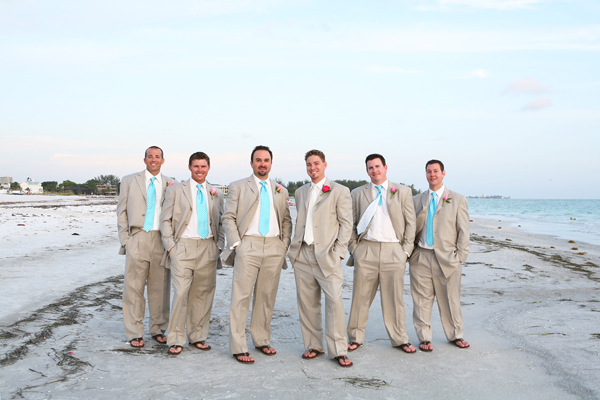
(182, 179, 213, 240)
(245, 176, 280, 238)
(418, 185, 445, 249)
(144, 169, 162, 231)
(303, 177, 326, 244)
(363, 180, 400, 243)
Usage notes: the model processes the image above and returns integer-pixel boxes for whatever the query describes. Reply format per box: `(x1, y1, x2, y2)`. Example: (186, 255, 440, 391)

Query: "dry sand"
(1, 196, 599, 399)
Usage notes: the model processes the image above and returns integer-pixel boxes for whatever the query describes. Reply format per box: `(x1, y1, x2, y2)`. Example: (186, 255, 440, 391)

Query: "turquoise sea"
(467, 199, 600, 246)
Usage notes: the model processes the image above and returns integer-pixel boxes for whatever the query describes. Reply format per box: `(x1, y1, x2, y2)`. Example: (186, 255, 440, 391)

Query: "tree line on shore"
(30, 176, 421, 197)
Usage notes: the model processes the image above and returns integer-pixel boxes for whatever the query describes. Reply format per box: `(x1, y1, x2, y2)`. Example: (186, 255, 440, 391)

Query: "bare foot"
(419, 341, 433, 352)
(130, 338, 144, 348)
(168, 345, 183, 355)
(152, 334, 167, 344)
(190, 341, 211, 351)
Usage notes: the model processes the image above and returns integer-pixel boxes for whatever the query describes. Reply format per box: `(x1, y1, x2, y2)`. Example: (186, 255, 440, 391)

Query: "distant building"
(20, 179, 43, 194)
(211, 184, 229, 196)
(0, 176, 12, 185)
(467, 194, 510, 199)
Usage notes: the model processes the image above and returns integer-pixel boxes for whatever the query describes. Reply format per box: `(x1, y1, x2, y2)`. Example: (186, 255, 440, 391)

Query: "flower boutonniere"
(210, 188, 217, 199)
(275, 185, 283, 194)
(390, 186, 397, 198)
(321, 185, 331, 196)
(168, 181, 174, 186)
(443, 194, 451, 204)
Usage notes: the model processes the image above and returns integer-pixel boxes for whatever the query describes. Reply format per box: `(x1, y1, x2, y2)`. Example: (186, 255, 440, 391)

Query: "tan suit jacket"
(222, 175, 292, 266)
(412, 188, 469, 277)
(117, 170, 175, 254)
(288, 179, 352, 278)
(347, 182, 416, 266)
(159, 180, 225, 269)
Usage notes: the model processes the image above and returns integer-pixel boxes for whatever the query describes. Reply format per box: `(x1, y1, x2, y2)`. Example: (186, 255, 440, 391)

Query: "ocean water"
(468, 199, 600, 246)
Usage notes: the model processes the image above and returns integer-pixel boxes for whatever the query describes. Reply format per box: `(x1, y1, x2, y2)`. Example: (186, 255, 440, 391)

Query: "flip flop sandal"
(302, 349, 325, 359)
(255, 345, 276, 356)
(347, 341, 362, 351)
(398, 343, 416, 353)
(168, 345, 183, 355)
(334, 355, 353, 368)
(152, 334, 167, 344)
(233, 352, 255, 364)
(452, 338, 470, 348)
(190, 341, 211, 351)
(129, 337, 144, 348)
(419, 341, 433, 352)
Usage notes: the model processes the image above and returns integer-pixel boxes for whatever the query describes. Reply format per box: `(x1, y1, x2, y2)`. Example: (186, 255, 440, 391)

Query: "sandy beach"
(1, 195, 599, 399)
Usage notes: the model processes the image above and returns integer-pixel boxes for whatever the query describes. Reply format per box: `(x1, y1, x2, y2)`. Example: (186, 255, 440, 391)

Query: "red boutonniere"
(443, 194, 451, 204)
(275, 185, 283, 193)
(210, 188, 217, 199)
(390, 186, 397, 197)
(321, 185, 331, 196)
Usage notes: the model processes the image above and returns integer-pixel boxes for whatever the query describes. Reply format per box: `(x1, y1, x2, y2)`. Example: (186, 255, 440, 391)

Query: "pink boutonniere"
(275, 185, 283, 193)
(443, 194, 451, 204)
(168, 182, 174, 186)
(210, 188, 217, 199)
(390, 186, 397, 197)
(321, 185, 331, 196)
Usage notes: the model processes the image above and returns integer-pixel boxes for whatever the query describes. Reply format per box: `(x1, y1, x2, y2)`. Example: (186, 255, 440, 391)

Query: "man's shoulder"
(161, 174, 176, 184)
(388, 181, 411, 194)
(228, 176, 251, 188)
(122, 171, 143, 183)
(350, 183, 368, 196)
(413, 191, 427, 201)
(445, 188, 465, 201)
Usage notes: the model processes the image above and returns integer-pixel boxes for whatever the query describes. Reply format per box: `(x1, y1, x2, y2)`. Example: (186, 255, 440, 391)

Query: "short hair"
(425, 159, 445, 172)
(145, 146, 164, 159)
(189, 152, 210, 166)
(251, 145, 273, 161)
(365, 153, 386, 167)
(304, 149, 326, 162)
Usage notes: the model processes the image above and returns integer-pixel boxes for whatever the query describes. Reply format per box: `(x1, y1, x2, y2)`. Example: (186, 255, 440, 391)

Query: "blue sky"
(1, 0, 599, 198)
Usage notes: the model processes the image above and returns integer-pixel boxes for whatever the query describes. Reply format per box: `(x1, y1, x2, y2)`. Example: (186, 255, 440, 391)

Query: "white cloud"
(521, 97, 552, 111)
(505, 77, 549, 95)
(464, 69, 489, 78)
(356, 66, 422, 74)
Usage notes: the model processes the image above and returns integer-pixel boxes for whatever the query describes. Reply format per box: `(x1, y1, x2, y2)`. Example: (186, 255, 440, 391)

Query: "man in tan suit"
(117, 146, 174, 347)
(159, 152, 225, 355)
(410, 159, 470, 351)
(222, 145, 292, 364)
(346, 154, 417, 353)
(288, 150, 353, 367)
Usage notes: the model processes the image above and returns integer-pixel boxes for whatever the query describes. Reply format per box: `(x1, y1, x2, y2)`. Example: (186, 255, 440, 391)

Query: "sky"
(1, 0, 599, 199)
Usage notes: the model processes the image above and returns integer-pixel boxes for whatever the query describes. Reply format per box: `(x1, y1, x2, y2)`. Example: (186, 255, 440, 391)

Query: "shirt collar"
(312, 177, 327, 190)
(253, 175, 271, 189)
(145, 170, 161, 185)
(429, 185, 445, 199)
(189, 178, 206, 190)
(371, 180, 388, 191)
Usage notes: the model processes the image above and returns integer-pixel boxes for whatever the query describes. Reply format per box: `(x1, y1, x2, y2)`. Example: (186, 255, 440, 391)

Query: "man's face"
(366, 158, 387, 185)
(144, 148, 164, 175)
(189, 159, 210, 184)
(306, 155, 327, 183)
(251, 150, 272, 179)
(426, 163, 446, 190)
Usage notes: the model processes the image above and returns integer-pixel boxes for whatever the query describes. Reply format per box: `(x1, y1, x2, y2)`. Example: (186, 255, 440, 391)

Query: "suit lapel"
(434, 187, 448, 217)
(314, 178, 330, 208)
(270, 178, 281, 227)
(135, 171, 147, 200)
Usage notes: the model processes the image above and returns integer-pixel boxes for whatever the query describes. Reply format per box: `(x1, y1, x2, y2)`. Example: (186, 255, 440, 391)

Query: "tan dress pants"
(167, 238, 218, 347)
(293, 243, 347, 357)
(229, 236, 286, 354)
(409, 247, 464, 342)
(347, 240, 409, 346)
(122, 230, 171, 340)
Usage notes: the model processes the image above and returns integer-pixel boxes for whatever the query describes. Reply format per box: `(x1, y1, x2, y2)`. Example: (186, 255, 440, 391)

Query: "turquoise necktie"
(375, 185, 383, 206)
(258, 181, 270, 236)
(197, 184, 209, 239)
(426, 192, 437, 246)
(143, 177, 156, 232)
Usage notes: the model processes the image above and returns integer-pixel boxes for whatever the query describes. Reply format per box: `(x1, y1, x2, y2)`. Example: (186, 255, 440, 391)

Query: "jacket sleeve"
(347, 189, 360, 255)
(280, 188, 293, 248)
(159, 185, 177, 252)
(116, 176, 130, 248)
(222, 181, 242, 247)
(401, 186, 417, 256)
(456, 196, 470, 263)
(333, 186, 353, 259)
